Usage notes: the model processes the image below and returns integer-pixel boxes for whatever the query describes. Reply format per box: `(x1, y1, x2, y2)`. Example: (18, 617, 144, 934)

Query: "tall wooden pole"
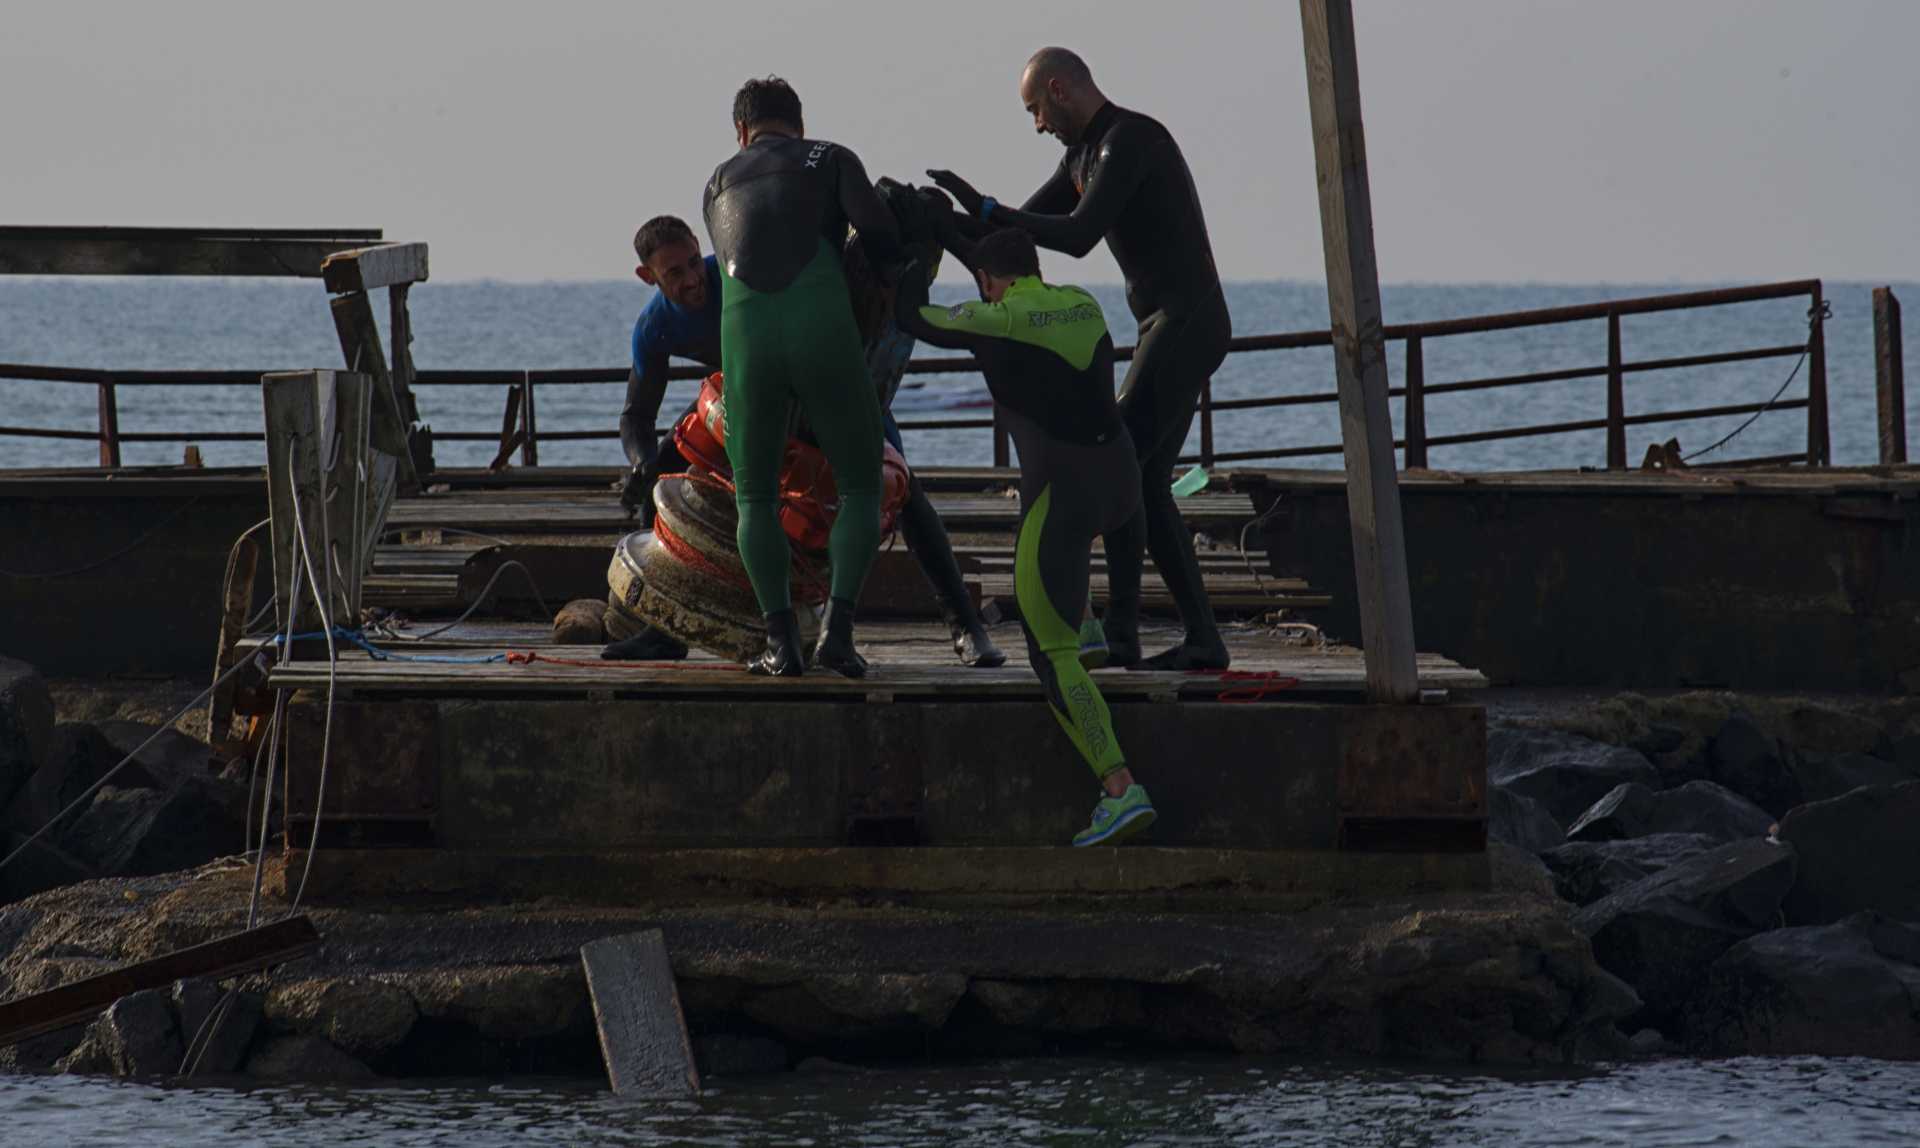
(1299, 0, 1419, 703)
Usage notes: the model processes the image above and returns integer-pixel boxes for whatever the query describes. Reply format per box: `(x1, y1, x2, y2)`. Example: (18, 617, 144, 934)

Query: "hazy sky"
(4, 1, 1916, 284)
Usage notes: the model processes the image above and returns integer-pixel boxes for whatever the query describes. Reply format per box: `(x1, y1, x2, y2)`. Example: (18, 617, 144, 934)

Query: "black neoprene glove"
(926, 170, 986, 219)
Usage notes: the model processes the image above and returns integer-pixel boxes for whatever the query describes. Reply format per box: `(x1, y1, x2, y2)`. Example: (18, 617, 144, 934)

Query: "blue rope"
(273, 628, 508, 664)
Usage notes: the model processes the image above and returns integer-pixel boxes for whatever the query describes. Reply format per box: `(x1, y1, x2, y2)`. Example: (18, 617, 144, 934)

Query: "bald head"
(1019, 47, 1106, 146)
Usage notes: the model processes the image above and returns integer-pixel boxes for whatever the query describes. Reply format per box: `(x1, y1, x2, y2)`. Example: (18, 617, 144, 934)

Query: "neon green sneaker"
(1078, 618, 1109, 670)
(1072, 784, 1156, 847)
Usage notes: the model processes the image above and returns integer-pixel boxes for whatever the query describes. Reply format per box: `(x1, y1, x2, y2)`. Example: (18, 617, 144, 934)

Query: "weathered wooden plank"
(0, 917, 320, 1047)
(1875, 287, 1907, 466)
(1299, 0, 1420, 704)
(321, 243, 430, 294)
(262, 372, 332, 635)
(0, 229, 378, 278)
(580, 930, 700, 1096)
(207, 525, 263, 744)
(330, 292, 415, 467)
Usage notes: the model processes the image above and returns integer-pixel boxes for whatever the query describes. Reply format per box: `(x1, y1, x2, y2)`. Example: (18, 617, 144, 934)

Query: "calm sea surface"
(3, 279, 1916, 472)
(1, 1054, 1916, 1147)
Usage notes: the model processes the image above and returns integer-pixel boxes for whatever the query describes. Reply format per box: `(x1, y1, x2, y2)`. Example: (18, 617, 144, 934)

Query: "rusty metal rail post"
(519, 373, 540, 467)
(95, 376, 121, 468)
(1807, 282, 1829, 466)
(1605, 313, 1625, 469)
(1876, 287, 1907, 465)
(1402, 336, 1426, 468)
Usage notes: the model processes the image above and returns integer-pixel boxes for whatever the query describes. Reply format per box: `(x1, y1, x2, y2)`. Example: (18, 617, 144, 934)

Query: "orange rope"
(1200, 669, 1302, 703)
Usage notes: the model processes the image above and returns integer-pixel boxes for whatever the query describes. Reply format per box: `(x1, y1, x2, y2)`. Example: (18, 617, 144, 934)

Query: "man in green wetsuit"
(703, 77, 902, 677)
(895, 224, 1156, 847)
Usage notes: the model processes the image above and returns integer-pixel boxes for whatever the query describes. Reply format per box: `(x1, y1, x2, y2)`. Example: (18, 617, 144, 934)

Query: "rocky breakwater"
(1488, 691, 1920, 1058)
(0, 856, 1640, 1083)
(0, 657, 254, 907)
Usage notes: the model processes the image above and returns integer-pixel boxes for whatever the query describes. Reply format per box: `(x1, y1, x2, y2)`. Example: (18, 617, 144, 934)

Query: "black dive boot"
(747, 609, 807, 677)
(1101, 600, 1143, 669)
(812, 597, 868, 679)
(947, 610, 1007, 669)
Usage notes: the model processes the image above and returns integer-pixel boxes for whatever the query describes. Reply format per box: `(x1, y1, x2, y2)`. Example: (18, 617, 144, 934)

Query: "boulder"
(1487, 840, 1559, 901)
(266, 976, 419, 1060)
(692, 1033, 789, 1076)
(245, 1034, 375, 1080)
(1685, 913, 1920, 1059)
(1564, 781, 1774, 845)
(1706, 711, 1803, 818)
(1488, 787, 1564, 853)
(1788, 751, 1919, 806)
(0, 657, 54, 812)
(1487, 729, 1660, 828)
(0, 829, 96, 904)
(95, 721, 215, 790)
(4, 723, 138, 838)
(1573, 837, 1796, 1026)
(173, 979, 263, 1076)
(1540, 833, 1723, 907)
(745, 973, 970, 1040)
(89, 987, 183, 1078)
(1777, 781, 1920, 925)
(60, 776, 247, 877)
(403, 964, 590, 1041)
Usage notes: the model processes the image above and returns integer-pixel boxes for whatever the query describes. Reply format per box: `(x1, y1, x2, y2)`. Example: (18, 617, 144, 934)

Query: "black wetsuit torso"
(703, 135, 901, 293)
(998, 103, 1221, 321)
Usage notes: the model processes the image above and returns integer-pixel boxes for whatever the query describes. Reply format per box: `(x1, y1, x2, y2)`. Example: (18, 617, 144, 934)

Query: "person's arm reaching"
(892, 258, 1009, 356)
(1021, 160, 1078, 215)
(989, 125, 1150, 256)
(619, 354, 670, 470)
(837, 148, 903, 277)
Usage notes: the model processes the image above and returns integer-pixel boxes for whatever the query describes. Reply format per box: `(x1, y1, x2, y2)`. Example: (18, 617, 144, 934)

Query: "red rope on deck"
(1200, 669, 1302, 703)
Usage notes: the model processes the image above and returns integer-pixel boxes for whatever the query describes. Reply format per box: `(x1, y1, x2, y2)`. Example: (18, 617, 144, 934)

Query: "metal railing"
(0, 278, 1831, 471)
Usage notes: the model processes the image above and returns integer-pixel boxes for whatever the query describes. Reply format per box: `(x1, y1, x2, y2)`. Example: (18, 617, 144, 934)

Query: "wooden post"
(261, 371, 373, 638)
(96, 378, 121, 468)
(520, 374, 540, 467)
(1605, 312, 1626, 469)
(1402, 336, 1426, 469)
(1875, 287, 1907, 465)
(1807, 282, 1830, 466)
(1299, 0, 1419, 703)
(206, 528, 261, 746)
(1199, 381, 1216, 467)
(580, 930, 701, 1097)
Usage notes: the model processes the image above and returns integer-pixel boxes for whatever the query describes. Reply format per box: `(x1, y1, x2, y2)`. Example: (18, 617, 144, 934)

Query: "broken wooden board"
(580, 929, 700, 1096)
(0, 916, 320, 1047)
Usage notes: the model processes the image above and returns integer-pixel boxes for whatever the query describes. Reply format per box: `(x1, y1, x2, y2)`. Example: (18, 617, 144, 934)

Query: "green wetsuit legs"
(720, 242, 884, 612)
(1009, 410, 1143, 779)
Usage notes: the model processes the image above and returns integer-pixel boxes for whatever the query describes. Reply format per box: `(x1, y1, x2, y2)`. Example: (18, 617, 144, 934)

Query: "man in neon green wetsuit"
(703, 77, 903, 677)
(895, 224, 1155, 846)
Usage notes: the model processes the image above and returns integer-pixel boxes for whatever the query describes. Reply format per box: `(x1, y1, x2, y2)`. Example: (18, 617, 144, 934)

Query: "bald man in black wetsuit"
(930, 46, 1232, 671)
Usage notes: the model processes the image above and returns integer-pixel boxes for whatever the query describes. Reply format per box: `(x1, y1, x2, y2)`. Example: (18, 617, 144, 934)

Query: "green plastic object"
(1171, 466, 1210, 497)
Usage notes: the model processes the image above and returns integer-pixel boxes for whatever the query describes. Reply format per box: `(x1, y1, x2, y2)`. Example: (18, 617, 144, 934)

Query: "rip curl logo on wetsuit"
(947, 304, 972, 320)
(805, 142, 829, 169)
(1066, 682, 1109, 757)
(1026, 303, 1100, 329)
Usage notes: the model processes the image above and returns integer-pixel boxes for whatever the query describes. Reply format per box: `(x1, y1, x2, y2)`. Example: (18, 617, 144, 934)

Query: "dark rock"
(173, 979, 263, 1076)
(1565, 781, 1774, 845)
(1788, 751, 1919, 806)
(4, 724, 142, 839)
(95, 721, 215, 790)
(0, 1025, 89, 1074)
(693, 1033, 788, 1076)
(745, 972, 970, 1040)
(53, 1031, 112, 1075)
(1706, 711, 1803, 818)
(1573, 837, 1796, 1026)
(0, 657, 54, 812)
(61, 777, 246, 877)
(0, 830, 96, 904)
(1488, 787, 1565, 853)
(266, 976, 419, 1059)
(403, 965, 590, 1041)
(1541, 833, 1723, 907)
(1628, 1027, 1678, 1056)
(1685, 913, 1920, 1058)
(88, 987, 183, 1078)
(1488, 729, 1661, 828)
(1777, 781, 1920, 925)
(245, 1034, 375, 1080)
(1487, 841, 1559, 901)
